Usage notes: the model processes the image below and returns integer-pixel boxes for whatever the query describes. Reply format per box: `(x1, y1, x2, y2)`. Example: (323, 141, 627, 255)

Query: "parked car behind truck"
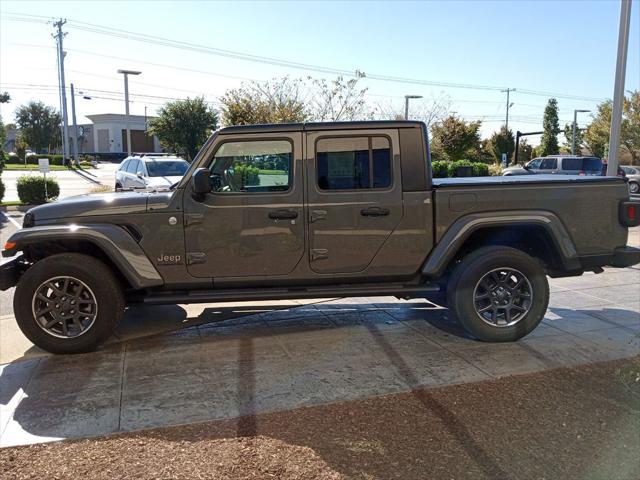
(2, 121, 640, 354)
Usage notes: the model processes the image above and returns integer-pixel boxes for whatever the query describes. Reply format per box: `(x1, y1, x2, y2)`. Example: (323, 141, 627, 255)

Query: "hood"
(26, 191, 152, 222)
(145, 176, 184, 188)
(502, 165, 530, 175)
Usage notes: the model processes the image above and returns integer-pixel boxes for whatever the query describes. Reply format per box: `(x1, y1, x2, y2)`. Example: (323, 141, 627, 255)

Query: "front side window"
(527, 158, 542, 169)
(209, 140, 292, 193)
(126, 160, 139, 174)
(317, 136, 391, 190)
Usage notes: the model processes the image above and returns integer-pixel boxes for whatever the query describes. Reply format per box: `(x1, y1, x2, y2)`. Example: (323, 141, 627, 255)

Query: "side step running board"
(142, 283, 440, 305)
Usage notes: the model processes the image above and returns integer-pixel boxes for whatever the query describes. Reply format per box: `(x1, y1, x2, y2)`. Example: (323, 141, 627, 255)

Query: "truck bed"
(433, 174, 624, 188)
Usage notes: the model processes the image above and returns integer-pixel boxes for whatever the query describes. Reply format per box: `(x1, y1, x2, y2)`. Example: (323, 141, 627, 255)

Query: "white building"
(78, 114, 162, 154)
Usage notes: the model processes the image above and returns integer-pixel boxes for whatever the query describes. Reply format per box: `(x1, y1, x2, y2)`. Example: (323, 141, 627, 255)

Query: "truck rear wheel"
(14, 253, 125, 354)
(446, 246, 549, 342)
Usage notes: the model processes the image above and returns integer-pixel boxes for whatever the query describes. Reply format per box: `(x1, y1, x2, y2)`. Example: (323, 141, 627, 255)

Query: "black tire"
(115, 182, 122, 191)
(446, 246, 549, 342)
(14, 253, 125, 354)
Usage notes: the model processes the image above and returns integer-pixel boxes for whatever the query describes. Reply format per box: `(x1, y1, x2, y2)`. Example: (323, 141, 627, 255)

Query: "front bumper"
(610, 246, 640, 268)
(0, 255, 21, 291)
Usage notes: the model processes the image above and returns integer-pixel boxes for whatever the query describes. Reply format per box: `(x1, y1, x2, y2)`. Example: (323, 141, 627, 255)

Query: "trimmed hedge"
(0, 178, 5, 202)
(231, 164, 260, 187)
(24, 154, 65, 166)
(432, 159, 490, 178)
(16, 175, 60, 204)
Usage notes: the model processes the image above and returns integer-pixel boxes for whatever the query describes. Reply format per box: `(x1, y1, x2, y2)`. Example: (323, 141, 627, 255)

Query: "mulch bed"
(2, 356, 639, 480)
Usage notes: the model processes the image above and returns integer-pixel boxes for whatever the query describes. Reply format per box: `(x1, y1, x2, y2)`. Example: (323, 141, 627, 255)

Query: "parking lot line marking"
(1, 211, 22, 230)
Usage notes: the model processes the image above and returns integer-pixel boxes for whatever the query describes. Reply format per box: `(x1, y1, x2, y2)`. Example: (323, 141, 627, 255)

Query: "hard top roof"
(218, 120, 426, 135)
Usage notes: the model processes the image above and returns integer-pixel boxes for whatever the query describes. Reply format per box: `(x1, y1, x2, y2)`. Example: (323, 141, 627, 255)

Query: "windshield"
(145, 160, 189, 177)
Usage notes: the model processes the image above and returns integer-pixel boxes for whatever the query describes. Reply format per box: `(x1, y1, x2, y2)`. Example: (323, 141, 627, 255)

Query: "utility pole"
(501, 88, 515, 131)
(70, 83, 79, 165)
(118, 69, 141, 156)
(607, 0, 632, 176)
(53, 19, 70, 165)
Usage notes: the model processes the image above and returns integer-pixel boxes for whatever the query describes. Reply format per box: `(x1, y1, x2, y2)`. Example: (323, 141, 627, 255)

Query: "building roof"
(86, 113, 155, 123)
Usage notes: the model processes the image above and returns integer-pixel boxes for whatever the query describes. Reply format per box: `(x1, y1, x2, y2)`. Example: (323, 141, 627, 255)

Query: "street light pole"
(607, 0, 632, 176)
(501, 88, 515, 131)
(70, 83, 79, 165)
(404, 95, 423, 120)
(117, 69, 141, 156)
(572, 109, 590, 155)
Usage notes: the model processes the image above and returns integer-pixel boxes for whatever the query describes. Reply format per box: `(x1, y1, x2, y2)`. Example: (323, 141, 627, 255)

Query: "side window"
(540, 158, 557, 170)
(317, 136, 391, 190)
(126, 159, 139, 174)
(209, 140, 292, 193)
(120, 160, 130, 172)
(528, 158, 542, 169)
(561, 158, 582, 170)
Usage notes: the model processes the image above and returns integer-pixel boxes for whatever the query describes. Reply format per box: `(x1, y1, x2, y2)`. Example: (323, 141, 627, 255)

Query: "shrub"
(431, 161, 449, 178)
(488, 163, 503, 176)
(231, 164, 260, 187)
(25, 154, 65, 166)
(16, 175, 60, 204)
(0, 178, 5, 202)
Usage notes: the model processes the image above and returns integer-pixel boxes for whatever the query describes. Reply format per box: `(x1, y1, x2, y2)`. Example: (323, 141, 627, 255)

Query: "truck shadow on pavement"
(1, 300, 638, 449)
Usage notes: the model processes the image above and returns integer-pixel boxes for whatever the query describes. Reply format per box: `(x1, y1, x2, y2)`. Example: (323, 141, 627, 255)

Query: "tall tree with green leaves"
(14, 101, 61, 153)
(488, 125, 515, 162)
(516, 138, 533, 163)
(584, 91, 640, 164)
(148, 97, 218, 160)
(430, 115, 482, 161)
(539, 98, 559, 156)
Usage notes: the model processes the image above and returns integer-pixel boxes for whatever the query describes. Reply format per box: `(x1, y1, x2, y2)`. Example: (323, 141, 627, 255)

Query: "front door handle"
(360, 207, 390, 217)
(269, 209, 298, 220)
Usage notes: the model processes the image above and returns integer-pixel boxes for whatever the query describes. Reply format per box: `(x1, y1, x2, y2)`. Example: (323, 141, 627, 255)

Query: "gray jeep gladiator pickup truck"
(2, 121, 640, 354)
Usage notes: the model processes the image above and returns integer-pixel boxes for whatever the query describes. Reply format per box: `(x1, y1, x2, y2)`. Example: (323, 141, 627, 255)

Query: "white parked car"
(115, 155, 190, 190)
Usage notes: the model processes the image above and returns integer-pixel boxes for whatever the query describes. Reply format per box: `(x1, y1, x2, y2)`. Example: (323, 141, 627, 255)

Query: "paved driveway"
(1, 214, 638, 447)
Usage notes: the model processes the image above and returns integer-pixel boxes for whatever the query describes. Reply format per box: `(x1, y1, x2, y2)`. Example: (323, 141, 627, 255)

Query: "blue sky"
(1, 0, 638, 143)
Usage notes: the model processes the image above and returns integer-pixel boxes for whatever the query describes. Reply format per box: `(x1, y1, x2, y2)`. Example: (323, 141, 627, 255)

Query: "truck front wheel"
(446, 246, 549, 342)
(14, 253, 125, 354)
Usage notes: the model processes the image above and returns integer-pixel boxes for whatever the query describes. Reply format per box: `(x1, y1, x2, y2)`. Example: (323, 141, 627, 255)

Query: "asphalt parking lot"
(0, 210, 638, 448)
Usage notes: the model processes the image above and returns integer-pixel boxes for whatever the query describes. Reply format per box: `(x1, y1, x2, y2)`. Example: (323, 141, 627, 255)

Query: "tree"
(0, 92, 10, 104)
(563, 122, 584, 154)
(220, 77, 308, 126)
(516, 138, 533, 163)
(373, 94, 452, 130)
(14, 101, 61, 153)
(148, 97, 218, 160)
(584, 91, 640, 164)
(430, 115, 482, 161)
(488, 125, 515, 162)
(308, 72, 369, 121)
(539, 98, 559, 156)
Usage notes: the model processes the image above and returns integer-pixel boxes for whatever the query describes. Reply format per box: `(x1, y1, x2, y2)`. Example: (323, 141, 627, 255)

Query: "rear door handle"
(269, 209, 298, 220)
(360, 207, 390, 217)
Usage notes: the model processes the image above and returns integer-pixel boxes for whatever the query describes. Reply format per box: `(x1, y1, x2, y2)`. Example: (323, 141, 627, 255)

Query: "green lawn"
(258, 169, 288, 175)
(3, 163, 95, 171)
(0, 200, 24, 206)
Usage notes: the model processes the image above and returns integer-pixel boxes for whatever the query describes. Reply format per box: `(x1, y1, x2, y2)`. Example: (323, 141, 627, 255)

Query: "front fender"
(422, 210, 580, 277)
(3, 224, 163, 289)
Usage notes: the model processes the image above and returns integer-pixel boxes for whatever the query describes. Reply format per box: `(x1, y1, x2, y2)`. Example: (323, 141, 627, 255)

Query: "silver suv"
(503, 156, 603, 176)
(115, 154, 189, 190)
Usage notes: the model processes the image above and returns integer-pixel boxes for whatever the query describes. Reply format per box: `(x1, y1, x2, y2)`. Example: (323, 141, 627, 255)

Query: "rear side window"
(561, 158, 582, 170)
(582, 157, 602, 172)
(540, 158, 557, 170)
(317, 136, 391, 190)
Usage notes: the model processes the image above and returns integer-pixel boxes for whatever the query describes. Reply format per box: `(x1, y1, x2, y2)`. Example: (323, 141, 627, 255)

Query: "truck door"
(306, 129, 403, 274)
(183, 133, 305, 278)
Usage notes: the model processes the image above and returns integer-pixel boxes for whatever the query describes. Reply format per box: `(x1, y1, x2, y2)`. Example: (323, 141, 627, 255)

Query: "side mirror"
(523, 163, 531, 170)
(136, 172, 143, 178)
(191, 168, 212, 197)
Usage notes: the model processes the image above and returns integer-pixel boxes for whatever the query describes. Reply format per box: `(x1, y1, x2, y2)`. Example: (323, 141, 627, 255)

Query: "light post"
(572, 109, 590, 155)
(117, 69, 141, 156)
(404, 95, 423, 120)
